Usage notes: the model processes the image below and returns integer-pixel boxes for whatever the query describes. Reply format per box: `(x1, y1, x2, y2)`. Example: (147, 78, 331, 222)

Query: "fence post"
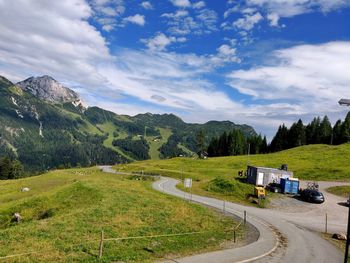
(234, 228, 236, 243)
(325, 213, 328, 234)
(244, 211, 246, 226)
(223, 200, 226, 214)
(99, 230, 104, 259)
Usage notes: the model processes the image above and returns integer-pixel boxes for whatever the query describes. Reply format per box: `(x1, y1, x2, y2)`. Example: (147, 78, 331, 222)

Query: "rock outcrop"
(17, 75, 79, 103)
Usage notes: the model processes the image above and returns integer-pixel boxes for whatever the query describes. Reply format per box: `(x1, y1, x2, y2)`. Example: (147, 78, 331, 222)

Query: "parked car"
(300, 189, 325, 203)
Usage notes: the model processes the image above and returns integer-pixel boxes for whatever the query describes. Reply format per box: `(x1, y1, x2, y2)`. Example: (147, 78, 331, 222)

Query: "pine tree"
(231, 129, 246, 155)
(260, 136, 268, 153)
(306, 117, 321, 144)
(319, 116, 332, 144)
(333, 119, 343, 145)
(0, 157, 12, 180)
(196, 129, 206, 155)
(269, 124, 289, 152)
(340, 112, 350, 143)
(288, 119, 306, 148)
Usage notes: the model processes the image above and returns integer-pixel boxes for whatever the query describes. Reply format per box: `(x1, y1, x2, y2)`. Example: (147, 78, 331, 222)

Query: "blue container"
(280, 178, 299, 194)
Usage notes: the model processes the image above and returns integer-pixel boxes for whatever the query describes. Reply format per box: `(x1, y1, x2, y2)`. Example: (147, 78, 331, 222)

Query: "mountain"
(17, 75, 80, 104)
(0, 75, 256, 173)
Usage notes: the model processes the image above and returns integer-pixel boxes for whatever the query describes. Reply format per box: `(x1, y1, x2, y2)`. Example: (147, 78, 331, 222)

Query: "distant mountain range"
(0, 75, 256, 172)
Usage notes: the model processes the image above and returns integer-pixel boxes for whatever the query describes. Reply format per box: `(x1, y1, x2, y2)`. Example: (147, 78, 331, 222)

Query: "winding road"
(101, 166, 346, 263)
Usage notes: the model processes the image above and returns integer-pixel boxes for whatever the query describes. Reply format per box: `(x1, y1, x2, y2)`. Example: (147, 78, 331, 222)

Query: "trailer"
(246, 165, 293, 186)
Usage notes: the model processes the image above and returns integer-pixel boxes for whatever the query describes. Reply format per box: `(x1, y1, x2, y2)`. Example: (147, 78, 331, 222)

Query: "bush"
(207, 178, 236, 194)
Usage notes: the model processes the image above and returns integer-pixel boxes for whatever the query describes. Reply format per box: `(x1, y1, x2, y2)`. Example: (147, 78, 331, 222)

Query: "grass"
(146, 128, 172, 160)
(326, 186, 350, 198)
(178, 143, 195, 156)
(115, 143, 350, 205)
(0, 168, 240, 262)
(97, 122, 135, 162)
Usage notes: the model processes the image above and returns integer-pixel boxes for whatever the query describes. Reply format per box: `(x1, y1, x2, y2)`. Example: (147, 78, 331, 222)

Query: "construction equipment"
(254, 186, 266, 198)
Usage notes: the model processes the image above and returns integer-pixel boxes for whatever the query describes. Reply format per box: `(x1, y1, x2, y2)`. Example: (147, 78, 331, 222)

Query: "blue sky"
(0, 0, 350, 138)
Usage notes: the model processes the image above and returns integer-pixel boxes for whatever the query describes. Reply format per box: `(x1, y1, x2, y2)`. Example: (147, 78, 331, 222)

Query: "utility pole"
(338, 98, 350, 263)
(345, 198, 350, 263)
(247, 143, 250, 166)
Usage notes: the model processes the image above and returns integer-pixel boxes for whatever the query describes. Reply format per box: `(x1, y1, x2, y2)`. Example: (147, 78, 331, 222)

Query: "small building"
(246, 165, 293, 186)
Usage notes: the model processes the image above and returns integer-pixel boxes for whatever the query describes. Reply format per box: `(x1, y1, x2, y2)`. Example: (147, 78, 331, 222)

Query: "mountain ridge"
(0, 74, 257, 173)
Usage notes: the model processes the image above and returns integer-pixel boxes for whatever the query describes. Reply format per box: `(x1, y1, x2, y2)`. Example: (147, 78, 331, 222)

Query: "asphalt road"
(100, 166, 344, 263)
(153, 178, 343, 263)
(270, 181, 350, 234)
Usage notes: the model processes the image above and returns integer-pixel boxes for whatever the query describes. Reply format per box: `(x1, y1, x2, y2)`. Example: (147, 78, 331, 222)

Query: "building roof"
(248, 165, 293, 173)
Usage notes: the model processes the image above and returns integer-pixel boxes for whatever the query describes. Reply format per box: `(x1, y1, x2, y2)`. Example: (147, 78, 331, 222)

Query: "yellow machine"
(254, 187, 266, 198)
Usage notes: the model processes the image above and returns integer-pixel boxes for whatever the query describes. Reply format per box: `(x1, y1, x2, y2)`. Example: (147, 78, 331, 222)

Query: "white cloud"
(162, 10, 189, 19)
(123, 14, 145, 26)
(233, 12, 263, 31)
(223, 0, 350, 34)
(211, 44, 241, 65)
(227, 41, 350, 117)
(267, 13, 279, 27)
(141, 33, 188, 51)
(245, 0, 350, 20)
(0, 0, 110, 86)
(140, 1, 153, 10)
(97, 49, 241, 112)
(162, 8, 217, 35)
(99, 6, 118, 16)
(90, 0, 125, 31)
(193, 1, 205, 9)
(170, 0, 191, 8)
(196, 9, 218, 32)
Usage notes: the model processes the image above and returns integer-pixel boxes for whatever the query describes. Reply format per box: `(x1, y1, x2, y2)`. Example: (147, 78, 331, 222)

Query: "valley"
(0, 75, 255, 173)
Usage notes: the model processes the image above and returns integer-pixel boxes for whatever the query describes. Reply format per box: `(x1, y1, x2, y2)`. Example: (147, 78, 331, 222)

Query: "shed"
(280, 178, 299, 194)
(246, 165, 293, 186)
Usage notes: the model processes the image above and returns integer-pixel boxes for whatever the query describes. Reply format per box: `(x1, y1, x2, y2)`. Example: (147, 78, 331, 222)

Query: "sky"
(0, 0, 350, 138)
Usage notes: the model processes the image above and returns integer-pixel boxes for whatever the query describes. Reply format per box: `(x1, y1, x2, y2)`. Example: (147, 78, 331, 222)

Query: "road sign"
(184, 178, 192, 188)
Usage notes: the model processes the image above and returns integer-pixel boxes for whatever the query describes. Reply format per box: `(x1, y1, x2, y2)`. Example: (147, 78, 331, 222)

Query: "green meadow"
(0, 168, 239, 262)
(327, 186, 350, 198)
(116, 143, 350, 204)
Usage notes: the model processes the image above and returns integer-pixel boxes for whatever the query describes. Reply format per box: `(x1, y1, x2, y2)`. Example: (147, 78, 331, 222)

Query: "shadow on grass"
(234, 177, 247, 183)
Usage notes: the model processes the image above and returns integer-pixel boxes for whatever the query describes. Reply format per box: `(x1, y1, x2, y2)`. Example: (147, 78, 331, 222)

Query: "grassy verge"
(326, 186, 350, 198)
(0, 168, 239, 262)
(115, 143, 350, 205)
(322, 233, 349, 262)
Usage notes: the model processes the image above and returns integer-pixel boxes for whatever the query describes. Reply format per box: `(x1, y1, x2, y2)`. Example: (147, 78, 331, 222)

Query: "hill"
(0, 167, 237, 262)
(115, 143, 350, 204)
(0, 75, 256, 173)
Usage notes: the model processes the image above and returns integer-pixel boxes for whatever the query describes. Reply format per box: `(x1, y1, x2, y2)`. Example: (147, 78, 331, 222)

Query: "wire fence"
(0, 217, 247, 261)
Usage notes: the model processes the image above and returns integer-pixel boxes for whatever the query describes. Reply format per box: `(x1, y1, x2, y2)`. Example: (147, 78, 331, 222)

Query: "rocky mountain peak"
(16, 75, 80, 103)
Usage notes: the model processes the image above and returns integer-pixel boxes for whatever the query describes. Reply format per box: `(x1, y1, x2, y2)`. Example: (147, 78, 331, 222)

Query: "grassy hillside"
(115, 143, 350, 204)
(146, 128, 172, 160)
(0, 168, 238, 262)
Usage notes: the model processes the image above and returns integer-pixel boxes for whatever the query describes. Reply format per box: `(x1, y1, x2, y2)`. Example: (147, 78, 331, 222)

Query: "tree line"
(0, 157, 24, 180)
(206, 112, 350, 157)
(269, 112, 350, 152)
(207, 130, 267, 157)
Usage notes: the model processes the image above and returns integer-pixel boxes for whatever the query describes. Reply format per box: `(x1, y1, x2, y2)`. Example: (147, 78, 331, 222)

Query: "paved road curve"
(153, 178, 343, 263)
(100, 166, 343, 263)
